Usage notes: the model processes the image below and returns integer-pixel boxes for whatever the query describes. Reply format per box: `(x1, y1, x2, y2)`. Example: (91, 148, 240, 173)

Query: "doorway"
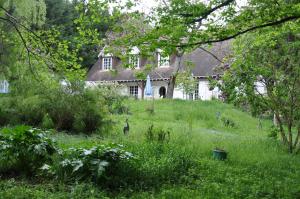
(159, 86, 166, 98)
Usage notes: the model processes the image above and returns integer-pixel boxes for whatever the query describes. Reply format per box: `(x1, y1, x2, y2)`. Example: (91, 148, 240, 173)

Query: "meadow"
(1, 99, 300, 199)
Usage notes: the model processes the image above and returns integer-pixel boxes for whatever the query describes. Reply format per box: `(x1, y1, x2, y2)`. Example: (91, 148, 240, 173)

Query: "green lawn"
(1, 99, 300, 198)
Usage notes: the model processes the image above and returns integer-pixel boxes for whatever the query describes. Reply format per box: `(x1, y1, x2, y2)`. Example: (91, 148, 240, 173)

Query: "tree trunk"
(137, 81, 145, 99)
(166, 75, 176, 98)
(287, 122, 293, 153)
(275, 113, 288, 145)
(293, 126, 300, 149)
(166, 49, 184, 99)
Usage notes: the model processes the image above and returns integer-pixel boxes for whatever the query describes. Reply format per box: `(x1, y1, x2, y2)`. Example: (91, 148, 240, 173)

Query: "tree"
(0, 0, 46, 79)
(116, 0, 300, 98)
(215, 22, 300, 153)
(1, 0, 120, 80)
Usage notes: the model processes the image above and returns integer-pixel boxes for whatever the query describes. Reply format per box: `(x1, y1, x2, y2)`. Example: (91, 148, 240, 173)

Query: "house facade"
(86, 41, 231, 100)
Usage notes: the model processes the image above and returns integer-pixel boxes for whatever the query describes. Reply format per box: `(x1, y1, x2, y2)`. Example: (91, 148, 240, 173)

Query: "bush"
(0, 126, 57, 176)
(45, 86, 110, 134)
(145, 125, 171, 143)
(96, 84, 129, 114)
(0, 81, 112, 134)
(268, 125, 279, 139)
(41, 113, 54, 129)
(43, 144, 135, 185)
(221, 116, 236, 128)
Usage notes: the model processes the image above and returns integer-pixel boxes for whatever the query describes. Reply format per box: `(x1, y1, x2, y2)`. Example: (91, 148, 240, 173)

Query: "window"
(102, 57, 112, 70)
(158, 53, 170, 67)
(129, 55, 140, 68)
(129, 86, 138, 98)
(0, 80, 9, 93)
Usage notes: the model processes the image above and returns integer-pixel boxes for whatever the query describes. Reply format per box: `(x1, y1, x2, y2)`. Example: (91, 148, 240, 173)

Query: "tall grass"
(1, 99, 300, 198)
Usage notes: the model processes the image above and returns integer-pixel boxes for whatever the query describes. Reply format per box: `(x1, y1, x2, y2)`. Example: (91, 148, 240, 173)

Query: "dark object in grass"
(145, 124, 170, 143)
(123, 118, 129, 135)
(221, 117, 236, 128)
(213, 148, 227, 160)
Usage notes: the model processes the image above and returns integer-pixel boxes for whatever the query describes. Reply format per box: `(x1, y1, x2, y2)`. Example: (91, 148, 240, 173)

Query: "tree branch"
(190, 0, 235, 24)
(178, 15, 300, 47)
(0, 16, 38, 78)
(0, 6, 45, 47)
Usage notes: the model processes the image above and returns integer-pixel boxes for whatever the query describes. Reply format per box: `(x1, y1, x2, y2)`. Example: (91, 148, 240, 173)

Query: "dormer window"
(128, 47, 140, 69)
(129, 55, 140, 69)
(102, 57, 112, 70)
(158, 53, 170, 67)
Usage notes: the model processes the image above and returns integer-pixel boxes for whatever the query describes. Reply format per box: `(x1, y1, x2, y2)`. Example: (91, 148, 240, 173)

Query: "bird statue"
(123, 118, 129, 135)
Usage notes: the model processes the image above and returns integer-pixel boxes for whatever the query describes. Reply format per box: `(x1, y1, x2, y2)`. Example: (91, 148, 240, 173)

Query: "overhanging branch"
(191, 0, 235, 24)
(178, 15, 300, 47)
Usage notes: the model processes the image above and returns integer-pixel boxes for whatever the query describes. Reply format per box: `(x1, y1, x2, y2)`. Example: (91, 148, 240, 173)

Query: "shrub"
(96, 84, 129, 114)
(221, 116, 236, 128)
(145, 125, 171, 143)
(41, 113, 54, 129)
(268, 125, 279, 139)
(43, 144, 135, 185)
(0, 126, 57, 176)
(0, 80, 112, 134)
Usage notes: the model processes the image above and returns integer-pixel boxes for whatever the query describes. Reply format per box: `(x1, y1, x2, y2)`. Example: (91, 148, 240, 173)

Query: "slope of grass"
(1, 99, 300, 198)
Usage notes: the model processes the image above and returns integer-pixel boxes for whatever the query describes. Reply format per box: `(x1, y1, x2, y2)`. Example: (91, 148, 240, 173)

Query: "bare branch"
(190, 0, 235, 24)
(178, 15, 300, 47)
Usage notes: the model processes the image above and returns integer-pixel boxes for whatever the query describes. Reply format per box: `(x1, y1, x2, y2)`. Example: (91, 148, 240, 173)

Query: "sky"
(133, 0, 248, 14)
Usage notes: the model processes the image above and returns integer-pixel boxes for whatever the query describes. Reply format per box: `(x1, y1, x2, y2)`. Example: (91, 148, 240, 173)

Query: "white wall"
(86, 79, 221, 101)
(255, 81, 267, 95)
(198, 80, 220, 100)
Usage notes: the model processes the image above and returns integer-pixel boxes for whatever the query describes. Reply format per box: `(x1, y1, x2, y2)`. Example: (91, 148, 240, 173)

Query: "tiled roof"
(87, 40, 231, 82)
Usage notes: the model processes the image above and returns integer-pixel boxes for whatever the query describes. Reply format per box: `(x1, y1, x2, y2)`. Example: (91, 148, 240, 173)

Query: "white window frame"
(0, 80, 9, 93)
(129, 55, 140, 69)
(102, 57, 113, 70)
(158, 53, 170, 67)
(129, 86, 139, 98)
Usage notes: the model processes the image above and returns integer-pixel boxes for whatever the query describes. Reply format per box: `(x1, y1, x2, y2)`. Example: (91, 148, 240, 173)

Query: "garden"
(1, 86, 300, 198)
(1, 0, 300, 198)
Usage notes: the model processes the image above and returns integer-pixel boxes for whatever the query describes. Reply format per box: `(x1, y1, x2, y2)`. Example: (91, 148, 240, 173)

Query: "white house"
(86, 41, 231, 100)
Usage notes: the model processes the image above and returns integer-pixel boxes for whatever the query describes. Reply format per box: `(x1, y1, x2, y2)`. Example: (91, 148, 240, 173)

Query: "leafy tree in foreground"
(0, 0, 121, 80)
(115, 0, 300, 98)
(216, 23, 300, 153)
(0, 0, 46, 79)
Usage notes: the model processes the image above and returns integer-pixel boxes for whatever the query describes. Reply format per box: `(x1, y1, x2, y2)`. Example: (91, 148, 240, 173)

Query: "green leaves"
(219, 22, 300, 151)
(0, 126, 57, 175)
(48, 144, 135, 183)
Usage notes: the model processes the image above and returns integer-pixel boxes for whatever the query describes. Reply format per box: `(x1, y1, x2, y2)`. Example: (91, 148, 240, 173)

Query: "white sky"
(134, 0, 248, 14)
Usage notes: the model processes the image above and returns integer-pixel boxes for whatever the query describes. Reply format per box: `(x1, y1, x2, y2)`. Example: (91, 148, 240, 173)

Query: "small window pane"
(103, 57, 112, 70)
(158, 54, 169, 67)
(129, 55, 139, 68)
(129, 86, 138, 98)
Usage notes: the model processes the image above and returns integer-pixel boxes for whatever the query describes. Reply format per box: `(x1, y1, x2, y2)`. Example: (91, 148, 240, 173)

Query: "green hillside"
(1, 99, 300, 199)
